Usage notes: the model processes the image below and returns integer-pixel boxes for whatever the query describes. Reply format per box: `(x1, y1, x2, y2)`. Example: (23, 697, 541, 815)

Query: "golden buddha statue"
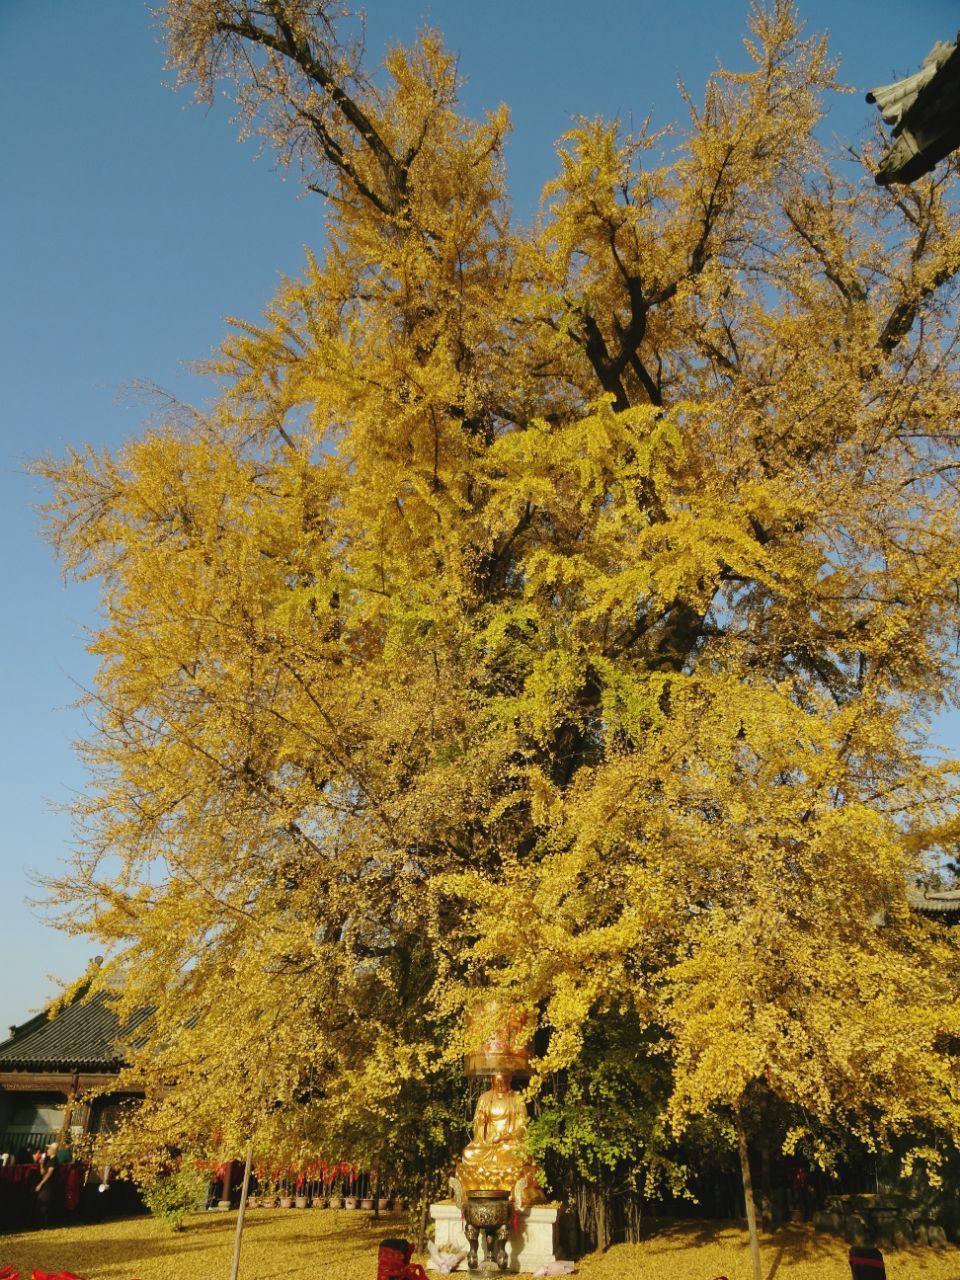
(455, 1071, 546, 1207)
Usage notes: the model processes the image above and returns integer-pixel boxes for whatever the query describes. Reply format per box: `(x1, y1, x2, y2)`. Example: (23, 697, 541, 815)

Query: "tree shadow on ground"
(0, 1208, 397, 1280)
(611, 1218, 839, 1280)
(628, 1219, 957, 1280)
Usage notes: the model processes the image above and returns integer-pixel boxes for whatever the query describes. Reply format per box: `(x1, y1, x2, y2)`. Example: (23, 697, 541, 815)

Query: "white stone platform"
(430, 1199, 563, 1273)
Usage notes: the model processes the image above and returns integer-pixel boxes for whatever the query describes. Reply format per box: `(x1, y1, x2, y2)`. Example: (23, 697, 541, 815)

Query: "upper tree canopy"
(39, 1, 960, 1174)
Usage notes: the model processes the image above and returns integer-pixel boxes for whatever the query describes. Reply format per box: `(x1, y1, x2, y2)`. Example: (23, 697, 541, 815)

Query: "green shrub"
(140, 1162, 209, 1231)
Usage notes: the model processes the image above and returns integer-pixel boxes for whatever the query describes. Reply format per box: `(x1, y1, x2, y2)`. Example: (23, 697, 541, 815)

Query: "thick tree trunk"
(735, 1108, 762, 1280)
(625, 1191, 642, 1243)
(595, 1184, 608, 1253)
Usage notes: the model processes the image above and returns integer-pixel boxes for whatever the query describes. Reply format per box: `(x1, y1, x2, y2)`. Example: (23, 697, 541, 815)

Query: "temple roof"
(906, 885, 960, 922)
(0, 989, 153, 1072)
(868, 33, 960, 184)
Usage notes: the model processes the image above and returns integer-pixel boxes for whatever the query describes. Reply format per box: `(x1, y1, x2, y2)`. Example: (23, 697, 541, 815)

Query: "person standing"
(34, 1144, 59, 1228)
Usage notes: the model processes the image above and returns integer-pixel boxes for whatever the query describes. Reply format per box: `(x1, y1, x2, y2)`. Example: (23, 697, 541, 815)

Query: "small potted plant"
(343, 1164, 358, 1209)
(307, 1162, 321, 1207)
(260, 1169, 278, 1207)
(370, 1170, 390, 1212)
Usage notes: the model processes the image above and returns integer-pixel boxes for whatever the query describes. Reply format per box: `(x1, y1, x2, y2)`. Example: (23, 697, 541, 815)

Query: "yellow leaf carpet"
(2, 1212, 959, 1280)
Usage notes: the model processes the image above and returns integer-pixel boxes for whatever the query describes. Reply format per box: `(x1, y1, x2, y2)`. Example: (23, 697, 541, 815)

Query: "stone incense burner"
(462, 1190, 511, 1273)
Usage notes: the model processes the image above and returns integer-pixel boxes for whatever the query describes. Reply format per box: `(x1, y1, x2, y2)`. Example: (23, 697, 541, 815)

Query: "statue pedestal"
(430, 1200, 563, 1273)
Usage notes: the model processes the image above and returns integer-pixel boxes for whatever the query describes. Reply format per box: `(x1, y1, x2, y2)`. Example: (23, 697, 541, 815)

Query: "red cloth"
(31, 1272, 84, 1280)
(0, 1265, 20, 1279)
(62, 1164, 83, 1213)
(377, 1240, 413, 1280)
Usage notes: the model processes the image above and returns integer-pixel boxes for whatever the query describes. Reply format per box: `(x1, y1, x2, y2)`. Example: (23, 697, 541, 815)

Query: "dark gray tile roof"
(0, 989, 153, 1071)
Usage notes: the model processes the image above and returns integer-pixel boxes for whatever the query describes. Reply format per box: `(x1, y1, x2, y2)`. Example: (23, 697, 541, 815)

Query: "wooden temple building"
(0, 987, 150, 1160)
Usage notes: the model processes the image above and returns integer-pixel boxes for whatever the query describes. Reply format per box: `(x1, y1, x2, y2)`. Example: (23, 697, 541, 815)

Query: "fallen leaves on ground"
(1, 1211, 958, 1280)
(576, 1220, 960, 1280)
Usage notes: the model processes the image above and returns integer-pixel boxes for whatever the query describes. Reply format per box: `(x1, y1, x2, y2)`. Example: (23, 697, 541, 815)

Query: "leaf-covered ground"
(576, 1220, 960, 1279)
(1, 1210, 958, 1279)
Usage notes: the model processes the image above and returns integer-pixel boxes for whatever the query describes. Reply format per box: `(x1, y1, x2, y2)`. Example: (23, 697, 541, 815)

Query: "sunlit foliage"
(37, 0, 960, 1200)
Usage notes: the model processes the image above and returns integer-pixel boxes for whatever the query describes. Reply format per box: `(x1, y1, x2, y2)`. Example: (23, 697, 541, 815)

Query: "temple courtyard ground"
(1, 1209, 959, 1279)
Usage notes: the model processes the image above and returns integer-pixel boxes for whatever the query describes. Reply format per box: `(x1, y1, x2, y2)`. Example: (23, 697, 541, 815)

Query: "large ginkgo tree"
(39, 3, 960, 1274)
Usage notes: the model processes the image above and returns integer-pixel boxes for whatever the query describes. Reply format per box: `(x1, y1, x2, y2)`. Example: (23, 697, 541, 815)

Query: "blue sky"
(1, 0, 957, 1033)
